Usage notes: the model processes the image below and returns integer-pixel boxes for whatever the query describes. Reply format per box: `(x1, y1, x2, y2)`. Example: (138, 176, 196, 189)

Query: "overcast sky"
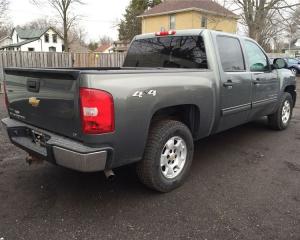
(8, 0, 131, 41)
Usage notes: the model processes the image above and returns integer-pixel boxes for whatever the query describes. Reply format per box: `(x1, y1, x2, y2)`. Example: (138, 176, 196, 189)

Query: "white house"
(0, 27, 64, 52)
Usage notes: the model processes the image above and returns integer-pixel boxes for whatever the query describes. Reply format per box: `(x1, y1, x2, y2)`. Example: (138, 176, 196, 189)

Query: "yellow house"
(139, 0, 238, 34)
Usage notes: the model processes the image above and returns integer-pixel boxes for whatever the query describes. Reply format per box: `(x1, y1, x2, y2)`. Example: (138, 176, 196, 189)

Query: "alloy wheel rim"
(160, 136, 187, 179)
(282, 100, 291, 125)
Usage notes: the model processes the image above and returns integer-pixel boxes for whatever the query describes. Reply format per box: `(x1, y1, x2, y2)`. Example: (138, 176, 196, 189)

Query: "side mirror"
(273, 58, 286, 69)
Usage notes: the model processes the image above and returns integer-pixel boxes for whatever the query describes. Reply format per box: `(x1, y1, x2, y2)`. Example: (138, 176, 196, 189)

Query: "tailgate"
(4, 68, 81, 139)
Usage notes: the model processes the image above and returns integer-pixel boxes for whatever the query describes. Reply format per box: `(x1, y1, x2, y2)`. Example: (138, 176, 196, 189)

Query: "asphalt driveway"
(0, 86, 299, 240)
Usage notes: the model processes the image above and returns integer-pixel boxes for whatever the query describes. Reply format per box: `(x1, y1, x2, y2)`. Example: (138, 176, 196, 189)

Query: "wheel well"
(150, 105, 200, 138)
(284, 85, 296, 107)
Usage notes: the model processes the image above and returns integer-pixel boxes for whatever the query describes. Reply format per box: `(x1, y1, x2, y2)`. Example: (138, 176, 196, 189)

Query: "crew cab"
(1, 29, 297, 192)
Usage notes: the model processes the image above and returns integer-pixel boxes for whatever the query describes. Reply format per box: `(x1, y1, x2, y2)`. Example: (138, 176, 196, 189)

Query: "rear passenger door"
(244, 40, 280, 119)
(216, 35, 252, 132)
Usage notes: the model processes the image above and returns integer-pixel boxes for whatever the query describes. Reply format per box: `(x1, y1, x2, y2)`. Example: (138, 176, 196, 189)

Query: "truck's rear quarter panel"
(80, 70, 216, 168)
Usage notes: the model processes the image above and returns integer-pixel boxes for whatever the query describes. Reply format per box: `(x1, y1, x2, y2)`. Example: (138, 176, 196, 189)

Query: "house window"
(44, 34, 49, 43)
(169, 14, 176, 30)
(201, 16, 207, 28)
(53, 34, 57, 43)
(49, 47, 56, 52)
(28, 48, 35, 52)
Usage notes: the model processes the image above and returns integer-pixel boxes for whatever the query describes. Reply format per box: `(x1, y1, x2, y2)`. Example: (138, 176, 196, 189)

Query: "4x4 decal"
(132, 90, 157, 98)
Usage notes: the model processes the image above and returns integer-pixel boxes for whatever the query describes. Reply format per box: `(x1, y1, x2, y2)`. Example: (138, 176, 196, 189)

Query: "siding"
(141, 10, 237, 34)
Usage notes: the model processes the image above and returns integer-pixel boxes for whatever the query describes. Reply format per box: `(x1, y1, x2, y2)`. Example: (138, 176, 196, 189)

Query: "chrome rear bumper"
(53, 146, 107, 172)
(1, 118, 108, 172)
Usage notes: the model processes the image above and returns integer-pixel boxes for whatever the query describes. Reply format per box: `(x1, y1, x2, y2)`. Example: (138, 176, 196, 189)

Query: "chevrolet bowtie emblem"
(29, 97, 40, 107)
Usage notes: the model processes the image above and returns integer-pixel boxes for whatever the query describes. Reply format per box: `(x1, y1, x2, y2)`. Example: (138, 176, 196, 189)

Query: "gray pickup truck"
(1, 29, 297, 192)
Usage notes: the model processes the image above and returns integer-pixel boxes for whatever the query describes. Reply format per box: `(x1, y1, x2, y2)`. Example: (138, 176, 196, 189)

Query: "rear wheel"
(136, 120, 194, 192)
(268, 92, 293, 130)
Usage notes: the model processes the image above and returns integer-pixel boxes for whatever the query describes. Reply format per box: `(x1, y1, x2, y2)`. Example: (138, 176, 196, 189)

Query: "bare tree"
(31, 0, 84, 51)
(282, 7, 300, 50)
(69, 24, 87, 46)
(99, 35, 113, 45)
(21, 17, 57, 30)
(231, 0, 300, 49)
(0, 0, 8, 20)
(0, 0, 10, 38)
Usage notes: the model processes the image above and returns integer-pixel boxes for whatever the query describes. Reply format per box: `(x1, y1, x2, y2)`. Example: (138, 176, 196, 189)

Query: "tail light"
(80, 88, 115, 134)
(3, 81, 9, 108)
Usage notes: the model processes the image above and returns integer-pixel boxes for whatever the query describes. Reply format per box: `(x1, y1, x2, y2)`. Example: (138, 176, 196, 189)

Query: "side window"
(44, 33, 49, 43)
(53, 34, 57, 43)
(217, 36, 245, 72)
(201, 16, 207, 28)
(245, 41, 269, 72)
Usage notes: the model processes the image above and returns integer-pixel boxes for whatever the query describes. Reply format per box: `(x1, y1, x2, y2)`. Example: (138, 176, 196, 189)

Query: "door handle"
(253, 79, 260, 85)
(27, 79, 40, 93)
(223, 79, 238, 88)
(253, 77, 266, 85)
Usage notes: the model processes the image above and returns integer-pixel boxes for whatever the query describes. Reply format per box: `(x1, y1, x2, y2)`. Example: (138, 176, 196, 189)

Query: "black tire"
(136, 120, 194, 192)
(268, 92, 293, 130)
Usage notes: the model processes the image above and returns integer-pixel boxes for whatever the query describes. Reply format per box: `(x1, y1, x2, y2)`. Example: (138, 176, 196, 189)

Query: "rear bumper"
(1, 118, 109, 172)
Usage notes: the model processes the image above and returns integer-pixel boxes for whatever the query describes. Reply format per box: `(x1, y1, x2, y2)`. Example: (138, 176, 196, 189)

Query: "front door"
(216, 35, 252, 132)
(244, 40, 280, 119)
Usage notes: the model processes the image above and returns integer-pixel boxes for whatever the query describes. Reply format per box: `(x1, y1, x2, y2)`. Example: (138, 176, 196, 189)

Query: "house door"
(49, 47, 56, 52)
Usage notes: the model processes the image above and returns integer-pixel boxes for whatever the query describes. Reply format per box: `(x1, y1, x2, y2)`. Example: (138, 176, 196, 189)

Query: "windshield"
(288, 58, 299, 65)
(123, 36, 207, 69)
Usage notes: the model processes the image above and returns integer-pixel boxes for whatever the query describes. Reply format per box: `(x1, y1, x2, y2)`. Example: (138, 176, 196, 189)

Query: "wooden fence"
(0, 51, 126, 91)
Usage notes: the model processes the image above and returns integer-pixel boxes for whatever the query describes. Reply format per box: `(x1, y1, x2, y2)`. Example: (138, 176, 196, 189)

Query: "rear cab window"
(123, 36, 208, 69)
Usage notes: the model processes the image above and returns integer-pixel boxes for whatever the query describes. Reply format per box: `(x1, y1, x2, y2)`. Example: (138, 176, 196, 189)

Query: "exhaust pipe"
(25, 155, 44, 165)
(104, 169, 116, 181)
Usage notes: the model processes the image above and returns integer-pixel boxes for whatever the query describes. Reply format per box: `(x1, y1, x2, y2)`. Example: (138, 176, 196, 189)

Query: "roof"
(139, 0, 238, 18)
(12, 27, 63, 40)
(0, 38, 38, 49)
(13, 27, 48, 39)
(95, 44, 112, 52)
(69, 42, 90, 53)
(283, 46, 300, 51)
(113, 40, 131, 44)
(0, 36, 11, 42)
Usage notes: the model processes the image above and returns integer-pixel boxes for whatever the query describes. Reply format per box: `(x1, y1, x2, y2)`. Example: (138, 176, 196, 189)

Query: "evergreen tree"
(118, 0, 162, 41)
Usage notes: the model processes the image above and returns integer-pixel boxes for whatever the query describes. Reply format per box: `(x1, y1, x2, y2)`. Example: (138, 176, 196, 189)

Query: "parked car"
(1, 29, 297, 192)
(272, 57, 300, 76)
